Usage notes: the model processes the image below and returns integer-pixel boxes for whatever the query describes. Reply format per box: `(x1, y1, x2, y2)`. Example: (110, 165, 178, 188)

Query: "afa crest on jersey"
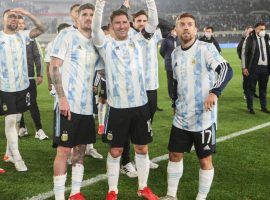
(128, 43, 135, 49)
(191, 58, 196, 65)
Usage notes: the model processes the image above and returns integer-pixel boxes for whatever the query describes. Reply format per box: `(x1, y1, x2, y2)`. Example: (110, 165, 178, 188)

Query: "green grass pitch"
(0, 48, 269, 200)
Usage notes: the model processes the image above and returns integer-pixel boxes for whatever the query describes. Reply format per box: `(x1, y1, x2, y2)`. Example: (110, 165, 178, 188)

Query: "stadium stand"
(0, 0, 269, 42)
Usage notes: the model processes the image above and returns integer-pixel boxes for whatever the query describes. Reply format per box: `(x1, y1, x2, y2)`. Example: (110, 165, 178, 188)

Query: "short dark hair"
(110, 9, 129, 22)
(3, 9, 11, 17)
(205, 26, 214, 32)
(18, 15, 23, 20)
(132, 10, 148, 22)
(57, 23, 71, 33)
(78, 3, 95, 15)
(169, 25, 176, 31)
(245, 25, 253, 30)
(101, 25, 109, 32)
(255, 22, 266, 28)
(70, 4, 80, 12)
(176, 13, 197, 27)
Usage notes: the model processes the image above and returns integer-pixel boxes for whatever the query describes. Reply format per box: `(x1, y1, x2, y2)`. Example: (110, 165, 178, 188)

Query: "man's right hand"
(242, 68, 249, 76)
(59, 96, 71, 120)
(48, 84, 52, 91)
(11, 8, 31, 17)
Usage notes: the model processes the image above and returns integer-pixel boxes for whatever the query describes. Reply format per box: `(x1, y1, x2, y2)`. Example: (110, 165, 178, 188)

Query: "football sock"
(5, 114, 22, 162)
(107, 153, 120, 194)
(196, 168, 214, 200)
(167, 160, 183, 197)
(70, 164, 84, 195)
(53, 173, 67, 200)
(135, 152, 150, 190)
(9, 113, 22, 159)
(5, 142, 10, 156)
(16, 113, 22, 133)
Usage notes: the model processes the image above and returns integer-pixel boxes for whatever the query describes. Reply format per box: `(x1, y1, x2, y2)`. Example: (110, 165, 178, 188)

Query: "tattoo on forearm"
(51, 66, 65, 98)
(46, 65, 52, 85)
(72, 145, 86, 165)
(29, 16, 47, 38)
(47, 73, 52, 85)
(30, 28, 45, 39)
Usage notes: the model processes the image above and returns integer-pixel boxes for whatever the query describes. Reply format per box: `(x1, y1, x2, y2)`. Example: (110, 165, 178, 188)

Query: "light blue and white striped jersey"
(44, 26, 76, 63)
(128, 28, 138, 37)
(0, 30, 30, 92)
(45, 25, 75, 63)
(129, 28, 162, 90)
(137, 29, 162, 90)
(96, 34, 148, 109)
(50, 28, 101, 115)
(172, 40, 226, 132)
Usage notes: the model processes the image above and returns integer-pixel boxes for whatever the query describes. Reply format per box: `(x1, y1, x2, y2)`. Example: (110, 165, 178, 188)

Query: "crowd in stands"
(0, 0, 269, 35)
(158, 0, 270, 15)
(0, 1, 49, 15)
(161, 0, 270, 31)
(195, 14, 270, 31)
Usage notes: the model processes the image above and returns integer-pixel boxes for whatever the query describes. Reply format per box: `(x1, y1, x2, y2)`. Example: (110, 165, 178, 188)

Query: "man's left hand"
(36, 76, 43, 85)
(204, 93, 217, 111)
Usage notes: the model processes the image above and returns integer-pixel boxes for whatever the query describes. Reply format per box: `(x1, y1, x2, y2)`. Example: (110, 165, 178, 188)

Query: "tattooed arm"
(11, 8, 47, 39)
(49, 57, 65, 97)
(46, 62, 52, 91)
(50, 57, 71, 120)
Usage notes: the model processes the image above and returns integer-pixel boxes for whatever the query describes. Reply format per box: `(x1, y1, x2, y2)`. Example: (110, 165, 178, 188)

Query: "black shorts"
(168, 124, 216, 159)
(53, 105, 96, 148)
(99, 80, 107, 99)
(103, 104, 152, 147)
(146, 90, 157, 122)
(0, 88, 31, 116)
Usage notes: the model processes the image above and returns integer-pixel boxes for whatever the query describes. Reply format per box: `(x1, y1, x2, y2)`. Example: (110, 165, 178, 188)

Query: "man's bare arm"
(50, 57, 71, 119)
(12, 8, 47, 39)
(49, 57, 65, 98)
(46, 62, 53, 91)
